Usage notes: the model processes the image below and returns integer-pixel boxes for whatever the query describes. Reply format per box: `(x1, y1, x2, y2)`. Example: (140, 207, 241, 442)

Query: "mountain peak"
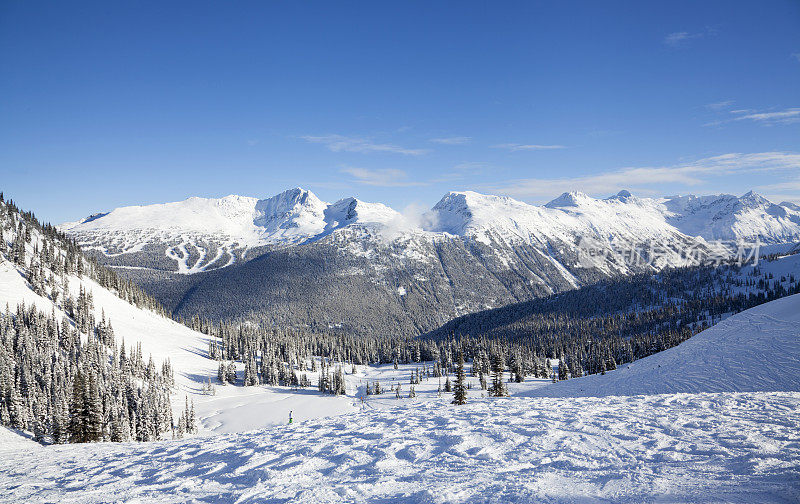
(253, 188, 327, 234)
(740, 190, 770, 206)
(545, 191, 592, 208)
(324, 197, 400, 230)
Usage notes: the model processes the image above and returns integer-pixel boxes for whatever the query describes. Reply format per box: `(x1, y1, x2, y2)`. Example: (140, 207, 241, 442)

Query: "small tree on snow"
(452, 351, 467, 405)
(489, 352, 508, 397)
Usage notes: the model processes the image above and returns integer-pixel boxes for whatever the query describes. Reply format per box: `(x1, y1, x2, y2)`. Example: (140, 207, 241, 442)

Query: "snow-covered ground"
(523, 292, 800, 398)
(1, 292, 799, 501)
(1, 392, 798, 503)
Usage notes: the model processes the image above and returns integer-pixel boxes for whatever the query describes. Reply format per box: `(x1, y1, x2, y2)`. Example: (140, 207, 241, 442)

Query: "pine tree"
(452, 351, 467, 405)
(332, 366, 346, 395)
(217, 362, 227, 384)
(84, 372, 103, 442)
(68, 369, 86, 442)
(226, 362, 237, 384)
(244, 353, 258, 386)
(558, 357, 569, 381)
(489, 352, 508, 397)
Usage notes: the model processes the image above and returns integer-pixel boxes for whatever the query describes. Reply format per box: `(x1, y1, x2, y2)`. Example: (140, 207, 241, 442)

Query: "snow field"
(1, 392, 797, 503)
(525, 292, 800, 399)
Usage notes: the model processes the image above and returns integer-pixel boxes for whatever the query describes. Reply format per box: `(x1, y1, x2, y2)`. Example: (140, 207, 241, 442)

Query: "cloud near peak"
(340, 166, 428, 187)
(483, 152, 800, 200)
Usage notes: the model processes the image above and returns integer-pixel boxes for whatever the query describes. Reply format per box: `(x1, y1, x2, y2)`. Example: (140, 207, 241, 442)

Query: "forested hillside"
(0, 194, 196, 443)
(422, 253, 800, 380)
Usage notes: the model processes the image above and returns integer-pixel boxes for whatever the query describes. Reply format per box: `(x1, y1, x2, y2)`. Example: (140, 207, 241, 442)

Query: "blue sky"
(1, 0, 799, 223)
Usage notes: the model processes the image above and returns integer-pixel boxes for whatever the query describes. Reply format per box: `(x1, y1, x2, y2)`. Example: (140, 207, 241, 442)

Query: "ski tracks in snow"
(1, 392, 798, 503)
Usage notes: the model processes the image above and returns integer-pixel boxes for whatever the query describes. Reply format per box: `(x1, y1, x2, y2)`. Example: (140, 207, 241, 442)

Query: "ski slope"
(0, 258, 358, 431)
(522, 292, 800, 398)
(1, 392, 797, 503)
(0, 260, 214, 393)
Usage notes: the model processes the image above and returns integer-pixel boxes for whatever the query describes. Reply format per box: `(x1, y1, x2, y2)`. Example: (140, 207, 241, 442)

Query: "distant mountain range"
(60, 189, 800, 336)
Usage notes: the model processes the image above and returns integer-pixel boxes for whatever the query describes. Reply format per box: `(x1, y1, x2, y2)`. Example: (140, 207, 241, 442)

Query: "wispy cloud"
(755, 175, 800, 193)
(705, 100, 733, 111)
(429, 136, 471, 145)
(732, 108, 800, 125)
(792, 53, 800, 63)
(484, 152, 800, 200)
(492, 143, 567, 152)
(340, 166, 428, 187)
(663, 31, 702, 47)
(429, 162, 495, 183)
(755, 176, 800, 205)
(301, 134, 429, 155)
(663, 27, 715, 47)
(706, 107, 800, 126)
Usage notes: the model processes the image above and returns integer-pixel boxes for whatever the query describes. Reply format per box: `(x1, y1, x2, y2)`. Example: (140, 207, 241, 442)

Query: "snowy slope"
(1, 392, 797, 503)
(0, 256, 362, 433)
(0, 426, 41, 453)
(523, 293, 800, 398)
(0, 259, 213, 393)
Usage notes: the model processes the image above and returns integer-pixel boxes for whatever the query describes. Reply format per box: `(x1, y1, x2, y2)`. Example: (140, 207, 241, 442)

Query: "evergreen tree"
(226, 362, 237, 384)
(489, 352, 508, 397)
(452, 351, 467, 405)
(84, 372, 103, 442)
(68, 370, 87, 443)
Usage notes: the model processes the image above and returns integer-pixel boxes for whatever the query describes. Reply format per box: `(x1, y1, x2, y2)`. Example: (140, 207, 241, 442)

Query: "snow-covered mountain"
(61, 188, 401, 274)
(60, 188, 800, 336)
(432, 188, 800, 246)
(62, 188, 800, 274)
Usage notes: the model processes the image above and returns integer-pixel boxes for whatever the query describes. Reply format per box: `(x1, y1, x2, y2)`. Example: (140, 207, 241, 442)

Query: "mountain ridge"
(59, 188, 800, 336)
(61, 188, 800, 275)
